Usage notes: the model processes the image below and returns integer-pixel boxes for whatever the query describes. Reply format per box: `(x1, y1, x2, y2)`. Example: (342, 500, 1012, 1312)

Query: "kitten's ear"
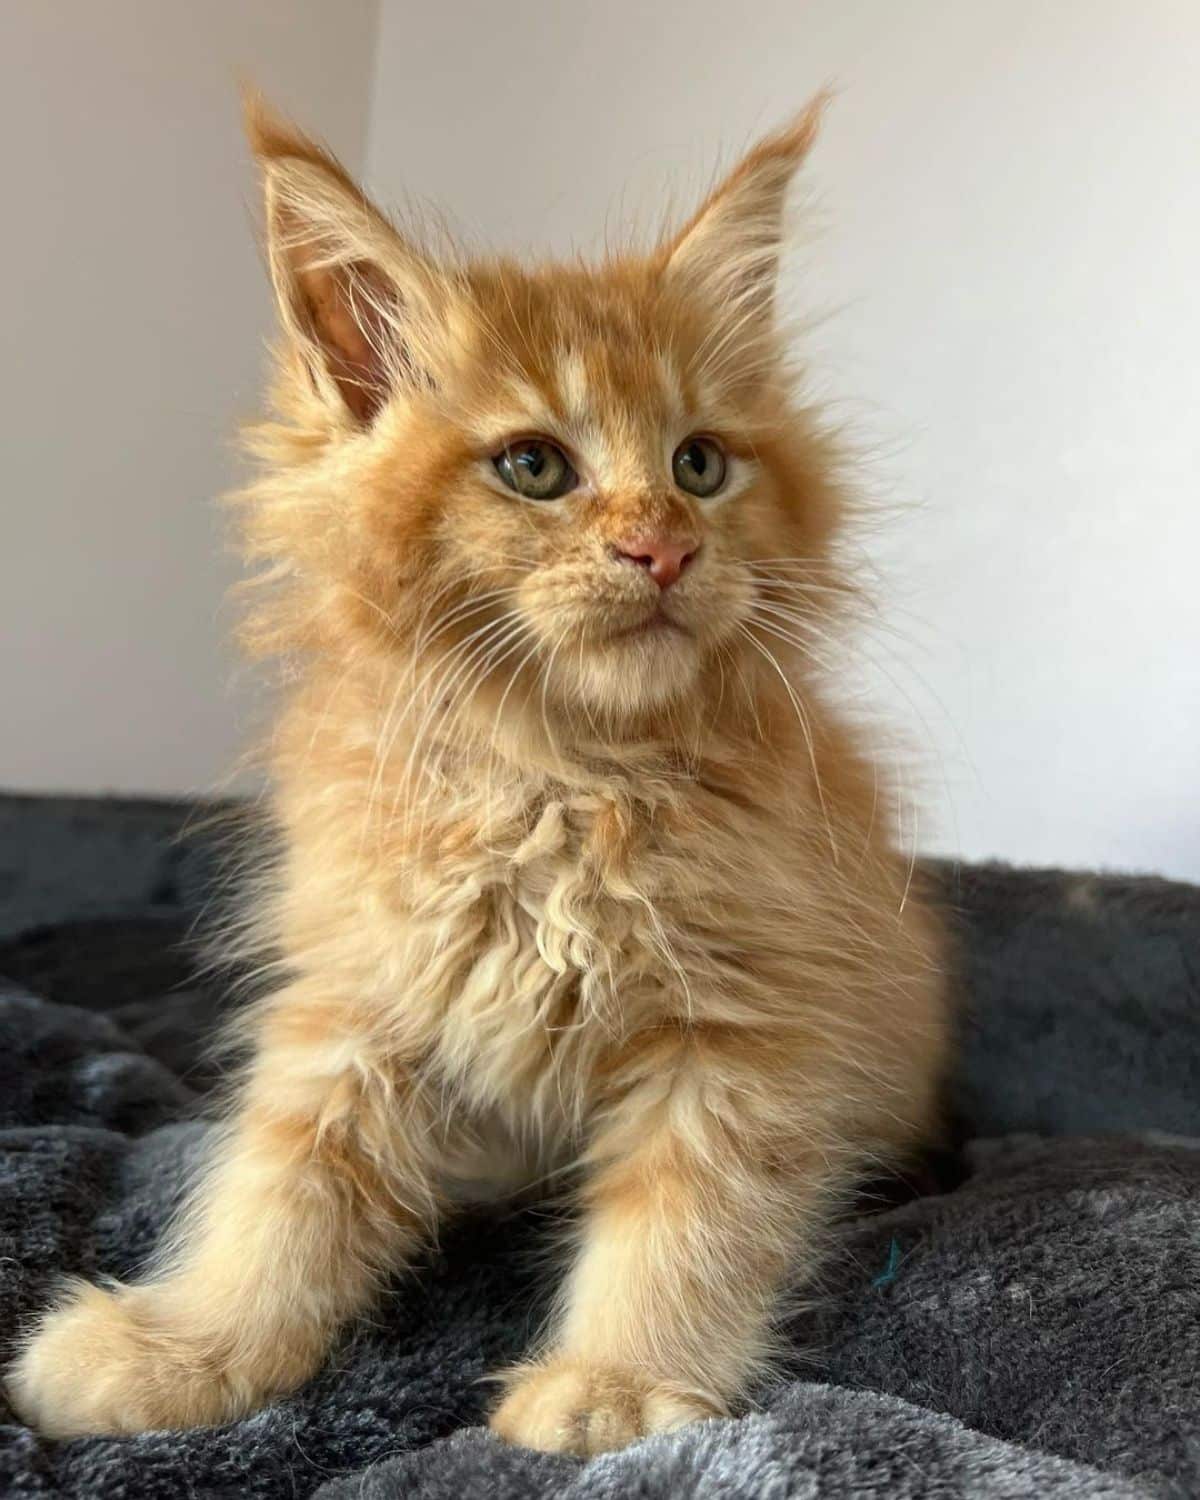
(245, 94, 444, 424)
(661, 96, 826, 339)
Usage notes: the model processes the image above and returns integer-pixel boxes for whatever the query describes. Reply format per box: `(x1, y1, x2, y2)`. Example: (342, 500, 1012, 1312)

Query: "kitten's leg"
(8, 994, 439, 1436)
(490, 1031, 852, 1456)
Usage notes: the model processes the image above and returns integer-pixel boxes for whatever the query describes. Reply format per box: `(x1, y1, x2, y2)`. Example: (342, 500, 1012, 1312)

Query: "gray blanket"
(0, 794, 1196, 1498)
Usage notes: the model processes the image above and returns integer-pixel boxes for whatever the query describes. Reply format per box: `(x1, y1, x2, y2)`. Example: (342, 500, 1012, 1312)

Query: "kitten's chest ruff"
(399, 791, 691, 1110)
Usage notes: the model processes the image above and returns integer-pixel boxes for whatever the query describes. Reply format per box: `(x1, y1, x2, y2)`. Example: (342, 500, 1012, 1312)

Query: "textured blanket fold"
(0, 794, 1196, 1498)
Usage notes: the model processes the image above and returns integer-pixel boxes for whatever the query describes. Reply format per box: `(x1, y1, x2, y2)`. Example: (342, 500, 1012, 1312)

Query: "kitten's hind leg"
(8, 989, 440, 1436)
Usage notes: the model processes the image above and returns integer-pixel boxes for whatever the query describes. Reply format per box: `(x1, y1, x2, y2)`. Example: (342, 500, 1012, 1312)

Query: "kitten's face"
(248, 98, 839, 727)
(368, 264, 832, 720)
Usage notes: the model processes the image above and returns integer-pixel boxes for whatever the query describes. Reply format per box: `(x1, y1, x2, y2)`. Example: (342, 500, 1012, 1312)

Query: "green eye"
(494, 439, 577, 501)
(672, 436, 727, 498)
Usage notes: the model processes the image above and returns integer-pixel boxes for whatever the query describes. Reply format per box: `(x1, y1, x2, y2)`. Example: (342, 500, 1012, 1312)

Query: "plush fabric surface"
(0, 792, 1196, 1498)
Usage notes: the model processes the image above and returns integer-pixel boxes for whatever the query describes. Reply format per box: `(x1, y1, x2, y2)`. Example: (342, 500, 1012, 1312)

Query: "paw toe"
(490, 1357, 720, 1456)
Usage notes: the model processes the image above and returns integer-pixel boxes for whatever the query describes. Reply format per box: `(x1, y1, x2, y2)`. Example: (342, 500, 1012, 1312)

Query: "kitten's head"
(240, 96, 847, 734)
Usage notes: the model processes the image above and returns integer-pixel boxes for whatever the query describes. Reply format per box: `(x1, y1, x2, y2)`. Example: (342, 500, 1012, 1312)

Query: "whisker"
(736, 622, 840, 866)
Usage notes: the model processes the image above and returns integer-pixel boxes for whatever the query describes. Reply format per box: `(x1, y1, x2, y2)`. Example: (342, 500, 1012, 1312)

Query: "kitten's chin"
(567, 626, 703, 717)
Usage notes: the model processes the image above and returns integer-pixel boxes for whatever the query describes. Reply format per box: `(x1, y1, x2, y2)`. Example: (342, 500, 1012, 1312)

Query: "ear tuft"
(242, 89, 365, 203)
(661, 93, 829, 355)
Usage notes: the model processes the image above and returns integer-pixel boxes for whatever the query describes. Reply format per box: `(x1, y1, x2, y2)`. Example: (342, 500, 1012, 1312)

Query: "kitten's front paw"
(489, 1356, 722, 1456)
(8, 1282, 255, 1437)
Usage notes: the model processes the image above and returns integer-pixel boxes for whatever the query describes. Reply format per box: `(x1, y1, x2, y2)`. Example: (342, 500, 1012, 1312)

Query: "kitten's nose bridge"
(598, 486, 700, 589)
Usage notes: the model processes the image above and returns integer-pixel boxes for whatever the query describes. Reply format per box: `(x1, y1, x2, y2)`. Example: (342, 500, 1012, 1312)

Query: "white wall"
(0, 1, 378, 796)
(4, 2, 1195, 881)
(366, 0, 1199, 880)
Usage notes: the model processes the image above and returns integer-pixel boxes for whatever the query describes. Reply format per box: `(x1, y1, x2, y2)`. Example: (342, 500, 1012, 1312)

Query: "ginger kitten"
(10, 95, 949, 1454)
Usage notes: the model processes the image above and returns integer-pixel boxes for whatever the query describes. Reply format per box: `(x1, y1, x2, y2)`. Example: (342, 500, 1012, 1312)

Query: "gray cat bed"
(0, 793, 1196, 1498)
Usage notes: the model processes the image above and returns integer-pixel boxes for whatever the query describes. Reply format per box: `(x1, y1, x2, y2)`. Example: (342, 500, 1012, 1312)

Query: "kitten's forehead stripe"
(541, 349, 614, 479)
(656, 353, 687, 434)
(556, 352, 591, 428)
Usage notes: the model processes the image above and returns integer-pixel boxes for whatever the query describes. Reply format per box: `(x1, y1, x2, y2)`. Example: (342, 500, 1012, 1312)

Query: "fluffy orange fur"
(9, 95, 949, 1454)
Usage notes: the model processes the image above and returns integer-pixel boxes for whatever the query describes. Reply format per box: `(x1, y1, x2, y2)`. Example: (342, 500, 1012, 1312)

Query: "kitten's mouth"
(609, 611, 689, 643)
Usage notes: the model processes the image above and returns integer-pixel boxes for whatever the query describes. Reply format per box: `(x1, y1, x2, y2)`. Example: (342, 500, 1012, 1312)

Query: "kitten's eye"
(493, 439, 577, 501)
(672, 436, 727, 498)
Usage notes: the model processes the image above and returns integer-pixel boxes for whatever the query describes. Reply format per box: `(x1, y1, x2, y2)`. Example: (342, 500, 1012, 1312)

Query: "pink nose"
(612, 536, 698, 591)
